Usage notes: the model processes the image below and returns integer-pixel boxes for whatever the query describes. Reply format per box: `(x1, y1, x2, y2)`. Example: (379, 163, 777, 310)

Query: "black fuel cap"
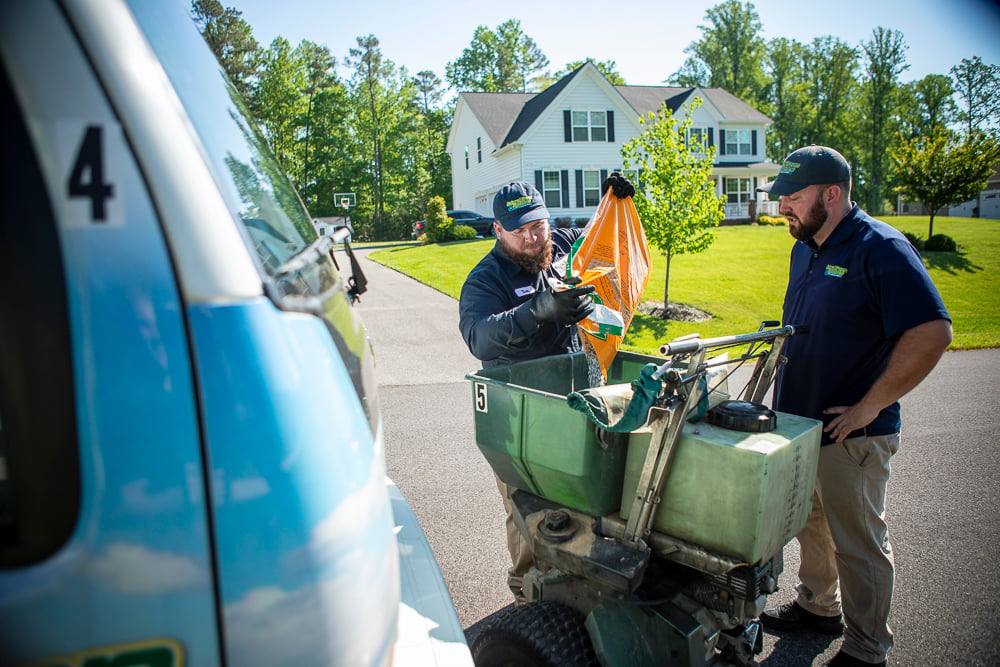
(707, 400, 777, 432)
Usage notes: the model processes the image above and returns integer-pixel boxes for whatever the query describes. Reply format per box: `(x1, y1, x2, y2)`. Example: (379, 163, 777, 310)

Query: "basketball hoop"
(341, 198, 350, 210)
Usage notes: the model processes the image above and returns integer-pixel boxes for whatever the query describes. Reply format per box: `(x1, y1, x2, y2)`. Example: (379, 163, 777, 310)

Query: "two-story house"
(446, 61, 782, 226)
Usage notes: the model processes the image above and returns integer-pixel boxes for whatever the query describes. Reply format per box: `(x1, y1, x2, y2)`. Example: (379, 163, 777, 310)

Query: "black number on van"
(67, 125, 114, 222)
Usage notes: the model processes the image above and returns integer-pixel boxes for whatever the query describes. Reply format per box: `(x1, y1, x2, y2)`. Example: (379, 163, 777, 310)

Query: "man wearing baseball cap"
(758, 146, 952, 667)
(458, 174, 634, 602)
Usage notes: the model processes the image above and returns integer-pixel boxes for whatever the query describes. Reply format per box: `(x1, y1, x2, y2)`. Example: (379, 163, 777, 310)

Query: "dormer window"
(565, 110, 614, 143)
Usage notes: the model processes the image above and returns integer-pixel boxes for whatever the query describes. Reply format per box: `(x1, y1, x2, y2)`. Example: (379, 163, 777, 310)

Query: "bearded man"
(757, 146, 952, 667)
(458, 176, 633, 601)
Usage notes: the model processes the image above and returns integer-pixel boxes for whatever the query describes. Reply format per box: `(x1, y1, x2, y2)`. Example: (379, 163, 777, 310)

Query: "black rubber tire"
(470, 601, 598, 667)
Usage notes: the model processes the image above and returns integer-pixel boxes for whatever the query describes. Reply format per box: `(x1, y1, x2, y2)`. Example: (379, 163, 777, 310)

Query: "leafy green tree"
(683, 0, 767, 102)
(668, 57, 711, 87)
(623, 98, 724, 312)
(802, 36, 859, 152)
(255, 37, 309, 175)
(950, 56, 1000, 135)
(899, 74, 956, 139)
(445, 20, 549, 92)
(891, 130, 1000, 237)
(858, 27, 909, 214)
(412, 70, 452, 207)
(762, 37, 811, 158)
(191, 0, 260, 99)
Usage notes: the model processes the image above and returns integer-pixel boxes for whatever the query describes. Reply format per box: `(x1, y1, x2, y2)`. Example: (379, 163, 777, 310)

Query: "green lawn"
(368, 216, 999, 354)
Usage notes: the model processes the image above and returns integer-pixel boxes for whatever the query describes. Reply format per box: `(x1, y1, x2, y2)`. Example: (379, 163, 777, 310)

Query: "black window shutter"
(607, 110, 615, 142)
(753, 176, 758, 191)
(708, 127, 714, 147)
(575, 170, 584, 208)
(638, 168, 644, 191)
(721, 178, 727, 194)
(561, 170, 570, 208)
(752, 130, 758, 155)
(719, 129, 726, 156)
(600, 169, 608, 186)
(535, 170, 543, 191)
(564, 110, 572, 143)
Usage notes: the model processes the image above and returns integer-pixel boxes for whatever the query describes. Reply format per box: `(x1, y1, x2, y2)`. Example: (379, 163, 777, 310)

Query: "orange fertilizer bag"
(565, 189, 651, 379)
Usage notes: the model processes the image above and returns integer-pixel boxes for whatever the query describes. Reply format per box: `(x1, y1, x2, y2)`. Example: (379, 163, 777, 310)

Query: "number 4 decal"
(67, 125, 114, 222)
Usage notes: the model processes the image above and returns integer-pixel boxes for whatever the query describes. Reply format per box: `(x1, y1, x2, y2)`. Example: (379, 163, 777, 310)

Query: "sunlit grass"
(369, 216, 999, 354)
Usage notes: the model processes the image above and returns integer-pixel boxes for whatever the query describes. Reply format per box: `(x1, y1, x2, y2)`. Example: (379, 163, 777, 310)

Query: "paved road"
(350, 246, 1000, 666)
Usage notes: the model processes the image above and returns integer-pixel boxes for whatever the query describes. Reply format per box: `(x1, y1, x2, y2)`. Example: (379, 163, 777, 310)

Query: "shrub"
(903, 231, 925, 251)
(553, 216, 573, 228)
(451, 225, 477, 240)
(925, 233, 957, 252)
(756, 215, 788, 226)
(574, 217, 591, 228)
(423, 195, 453, 243)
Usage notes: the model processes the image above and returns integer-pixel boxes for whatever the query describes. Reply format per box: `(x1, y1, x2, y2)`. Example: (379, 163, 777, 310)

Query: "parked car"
(0, 1, 471, 665)
(412, 209, 495, 239)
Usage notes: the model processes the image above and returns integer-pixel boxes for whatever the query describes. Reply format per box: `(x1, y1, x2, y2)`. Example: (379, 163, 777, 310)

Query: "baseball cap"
(757, 145, 851, 196)
(493, 181, 549, 231)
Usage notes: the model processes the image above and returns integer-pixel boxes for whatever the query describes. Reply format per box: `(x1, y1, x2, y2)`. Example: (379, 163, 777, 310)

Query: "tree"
(891, 130, 1000, 237)
(802, 36, 859, 152)
(445, 20, 549, 92)
(899, 74, 956, 139)
(255, 37, 309, 174)
(859, 27, 909, 214)
(668, 57, 711, 87)
(190, 0, 260, 100)
(950, 56, 1000, 135)
(412, 71, 453, 209)
(683, 0, 767, 102)
(762, 37, 811, 158)
(622, 98, 724, 312)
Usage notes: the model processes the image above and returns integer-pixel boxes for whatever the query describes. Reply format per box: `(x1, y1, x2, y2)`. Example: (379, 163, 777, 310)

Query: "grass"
(368, 216, 999, 354)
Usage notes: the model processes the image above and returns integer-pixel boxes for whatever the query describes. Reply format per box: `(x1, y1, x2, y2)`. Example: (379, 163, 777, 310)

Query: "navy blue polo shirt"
(459, 227, 585, 368)
(774, 204, 950, 444)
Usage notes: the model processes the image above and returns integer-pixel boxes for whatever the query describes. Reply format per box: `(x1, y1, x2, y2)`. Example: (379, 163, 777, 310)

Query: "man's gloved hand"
(529, 276, 596, 326)
(601, 172, 635, 199)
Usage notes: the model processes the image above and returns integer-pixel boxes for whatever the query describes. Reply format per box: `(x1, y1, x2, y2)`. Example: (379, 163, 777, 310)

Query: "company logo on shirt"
(515, 286, 536, 297)
(824, 264, 848, 278)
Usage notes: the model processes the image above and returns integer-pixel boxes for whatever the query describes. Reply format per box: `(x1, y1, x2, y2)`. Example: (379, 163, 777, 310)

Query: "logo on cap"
(505, 196, 533, 212)
(779, 160, 800, 174)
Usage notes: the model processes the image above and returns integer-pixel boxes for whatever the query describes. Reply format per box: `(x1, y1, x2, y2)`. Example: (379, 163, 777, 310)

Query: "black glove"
(601, 172, 635, 199)
(529, 276, 595, 326)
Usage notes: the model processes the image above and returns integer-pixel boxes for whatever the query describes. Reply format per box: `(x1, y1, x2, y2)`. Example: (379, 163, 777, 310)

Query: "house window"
(583, 170, 602, 206)
(725, 130, 752, 156)
(464, 145, 469, 170)
(688, 128, 708, 151)
(477, 137, 482, 163)
(572, 111, 607, 142)
(542, 170, 562, 208)
(726, 178, 752, 203)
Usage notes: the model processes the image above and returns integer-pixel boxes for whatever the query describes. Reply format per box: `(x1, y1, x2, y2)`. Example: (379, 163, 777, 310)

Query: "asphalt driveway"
(351, 246, 1000, 666)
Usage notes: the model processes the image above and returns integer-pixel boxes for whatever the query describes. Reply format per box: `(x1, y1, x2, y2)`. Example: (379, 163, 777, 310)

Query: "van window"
(125, 2, 335, 300)
(0, 65, 81, 568)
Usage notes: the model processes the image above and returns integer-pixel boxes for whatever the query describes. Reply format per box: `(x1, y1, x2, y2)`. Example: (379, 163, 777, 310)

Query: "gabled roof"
(456, 66, 772, 151)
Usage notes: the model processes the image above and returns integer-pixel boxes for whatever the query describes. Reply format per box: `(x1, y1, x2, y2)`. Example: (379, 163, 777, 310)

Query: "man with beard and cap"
(756, 145, 952, 667)
(459, 174, 634, 602)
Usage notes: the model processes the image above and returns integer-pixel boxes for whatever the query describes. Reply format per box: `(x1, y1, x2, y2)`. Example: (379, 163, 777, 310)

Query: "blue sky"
(230, 0, 1000, 91)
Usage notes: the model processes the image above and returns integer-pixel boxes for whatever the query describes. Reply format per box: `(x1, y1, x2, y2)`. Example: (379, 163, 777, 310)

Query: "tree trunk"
(661, 251, 672, 315)
(928, 211, 936, 239)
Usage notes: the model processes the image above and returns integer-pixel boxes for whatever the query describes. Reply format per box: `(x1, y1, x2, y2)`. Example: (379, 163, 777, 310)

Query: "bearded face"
(497, 221, 553, 273)
(783, 187, 829, 242)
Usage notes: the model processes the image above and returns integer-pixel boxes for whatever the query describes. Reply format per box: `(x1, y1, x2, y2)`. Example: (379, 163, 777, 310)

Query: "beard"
(788, 195, 828, 242)
(499, 234, 553, 274)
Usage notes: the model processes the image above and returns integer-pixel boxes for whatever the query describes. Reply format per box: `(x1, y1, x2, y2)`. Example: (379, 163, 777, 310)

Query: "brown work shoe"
(760, 601, 845, 635)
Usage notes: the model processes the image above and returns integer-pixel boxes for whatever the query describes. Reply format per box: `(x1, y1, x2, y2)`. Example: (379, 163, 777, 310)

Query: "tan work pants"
(495, 477, 533, 602)
(795, 433, 900, 664)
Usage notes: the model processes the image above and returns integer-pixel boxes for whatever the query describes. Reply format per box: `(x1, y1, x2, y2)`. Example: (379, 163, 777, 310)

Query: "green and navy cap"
(493, 181, 549, 231)
(758, 145, 851, 196)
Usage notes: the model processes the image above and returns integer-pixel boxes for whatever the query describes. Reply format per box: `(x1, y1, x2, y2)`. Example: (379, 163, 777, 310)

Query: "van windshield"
(125, 2, 326, 288)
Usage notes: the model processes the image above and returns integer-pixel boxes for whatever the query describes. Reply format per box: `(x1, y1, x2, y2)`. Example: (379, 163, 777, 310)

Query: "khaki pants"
(495, 477, 533, 601)
(794, 433, 900, 664)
